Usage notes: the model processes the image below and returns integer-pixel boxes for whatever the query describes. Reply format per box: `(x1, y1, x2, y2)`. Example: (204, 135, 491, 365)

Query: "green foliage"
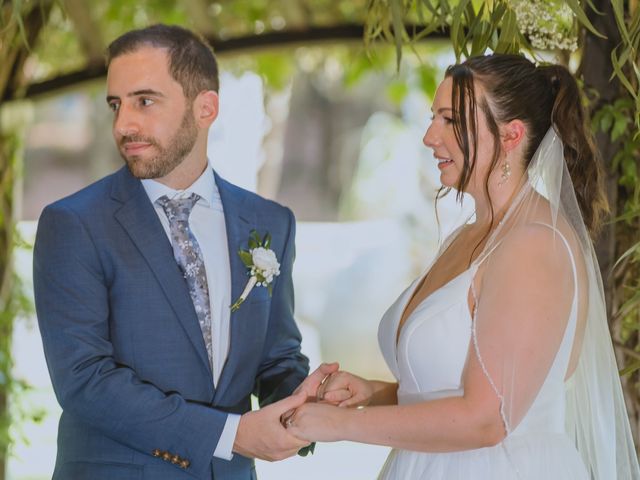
(386, 78, 410, 104)
(0, 0, 61, 75)
(417, 63, 438, 96)
(26, 0, 371, 85)
(343, 51, 378, 87)
(598, 100, 640, 354)
(365, 0, 640, 135)
(218, 50, 294, 91)
(1, 1, 28, 47)
(608, 0, 640, 130)
(593, 99, 635, 144)
(365, 0, 534, 66)
(0, 127, 43, 464)
(0, 271, 45, 451)
(29, 5, 85, 78)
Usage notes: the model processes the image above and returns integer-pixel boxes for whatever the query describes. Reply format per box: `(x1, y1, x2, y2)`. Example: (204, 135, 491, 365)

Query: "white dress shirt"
(141, 167, 240, 461)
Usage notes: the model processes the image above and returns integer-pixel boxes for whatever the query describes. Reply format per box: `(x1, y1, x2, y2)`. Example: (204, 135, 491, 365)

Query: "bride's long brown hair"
(439, 54, 608, 240)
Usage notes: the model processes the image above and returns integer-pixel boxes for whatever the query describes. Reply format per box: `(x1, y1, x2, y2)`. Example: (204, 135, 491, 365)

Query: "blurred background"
(9, 47, 473, 480)
(2, 2, 472, 479)
(2, 1, 640, 479)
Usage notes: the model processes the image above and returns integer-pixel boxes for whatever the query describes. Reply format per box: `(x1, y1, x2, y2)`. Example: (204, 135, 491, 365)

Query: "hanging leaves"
(364, 0, 640, 133)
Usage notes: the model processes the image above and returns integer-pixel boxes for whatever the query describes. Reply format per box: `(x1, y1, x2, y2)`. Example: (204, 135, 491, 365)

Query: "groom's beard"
(120, 105, 198, 179)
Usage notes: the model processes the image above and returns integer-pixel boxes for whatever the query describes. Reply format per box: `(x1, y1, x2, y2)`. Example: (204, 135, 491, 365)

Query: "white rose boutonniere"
(230, 230, 281, 312)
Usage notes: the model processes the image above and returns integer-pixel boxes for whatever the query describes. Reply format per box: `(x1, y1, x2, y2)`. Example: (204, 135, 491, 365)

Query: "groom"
(34, 24, 332, 480)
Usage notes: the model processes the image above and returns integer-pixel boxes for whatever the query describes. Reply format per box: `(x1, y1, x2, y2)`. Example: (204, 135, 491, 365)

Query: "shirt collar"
(141, 165, 218, 208)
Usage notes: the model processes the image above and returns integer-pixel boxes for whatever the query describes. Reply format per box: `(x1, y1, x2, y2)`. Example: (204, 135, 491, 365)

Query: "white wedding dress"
(376, 225, 589, 479)
(373, 130, 640, 479)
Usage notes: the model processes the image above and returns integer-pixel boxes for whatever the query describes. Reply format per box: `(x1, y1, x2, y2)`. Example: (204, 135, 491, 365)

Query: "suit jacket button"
(180, 459, 190, 469)
(171, 455, 181, 464)
(162, 452, 172, 462)
(152, 449, 162, 457)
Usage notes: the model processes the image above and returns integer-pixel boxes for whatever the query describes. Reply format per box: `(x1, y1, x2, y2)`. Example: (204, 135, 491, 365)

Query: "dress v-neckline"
(395, 265, 477, 351)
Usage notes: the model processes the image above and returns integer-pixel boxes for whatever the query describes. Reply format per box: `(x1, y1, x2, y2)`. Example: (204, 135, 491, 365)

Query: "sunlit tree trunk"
(582, 0, 622, 317)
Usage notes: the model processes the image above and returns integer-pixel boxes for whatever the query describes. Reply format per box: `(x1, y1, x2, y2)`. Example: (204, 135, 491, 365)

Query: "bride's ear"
(500, 119, 526, 154)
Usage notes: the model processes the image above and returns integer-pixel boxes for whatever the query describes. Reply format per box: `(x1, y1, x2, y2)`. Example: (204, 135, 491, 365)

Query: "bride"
(285, 54, 640, 478)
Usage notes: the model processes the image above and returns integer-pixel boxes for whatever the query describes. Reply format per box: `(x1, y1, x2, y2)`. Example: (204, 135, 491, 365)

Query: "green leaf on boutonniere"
(297, 442, 315, 457)
(263, 232, 272, 249)
(238, 250, 253, 266)
(267, 284, 273, 295)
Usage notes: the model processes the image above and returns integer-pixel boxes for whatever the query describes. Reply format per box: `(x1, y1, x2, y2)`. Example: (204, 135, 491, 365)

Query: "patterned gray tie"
(157, 194, 213, 371)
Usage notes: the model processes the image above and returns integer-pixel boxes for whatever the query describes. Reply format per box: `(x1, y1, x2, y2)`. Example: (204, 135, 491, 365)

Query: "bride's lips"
(436, 155, 454, 170)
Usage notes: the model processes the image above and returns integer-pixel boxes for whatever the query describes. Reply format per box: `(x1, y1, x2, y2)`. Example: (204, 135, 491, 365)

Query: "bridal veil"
(465, 127, 640, 478)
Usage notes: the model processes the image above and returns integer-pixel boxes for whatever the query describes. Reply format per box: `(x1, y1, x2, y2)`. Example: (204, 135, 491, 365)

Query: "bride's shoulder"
(484, 222, 574, 276)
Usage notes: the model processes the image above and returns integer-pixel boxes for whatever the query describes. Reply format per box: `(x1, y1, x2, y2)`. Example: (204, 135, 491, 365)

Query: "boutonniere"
(230, 230, 281, 312)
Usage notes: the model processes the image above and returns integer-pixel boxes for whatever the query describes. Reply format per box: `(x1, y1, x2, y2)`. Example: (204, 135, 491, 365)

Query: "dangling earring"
(498, 161, 511, 186)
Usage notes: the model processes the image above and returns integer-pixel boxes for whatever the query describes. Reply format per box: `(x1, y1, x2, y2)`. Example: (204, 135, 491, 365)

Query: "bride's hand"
(317, 371, 374, 407)
(293, 362, 340, 399)
(280, 362, 340, 427)
(285, 402, 347, 442)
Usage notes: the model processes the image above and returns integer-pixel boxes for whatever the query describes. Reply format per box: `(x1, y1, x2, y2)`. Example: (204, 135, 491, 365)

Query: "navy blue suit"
(33, 166, 309, 479)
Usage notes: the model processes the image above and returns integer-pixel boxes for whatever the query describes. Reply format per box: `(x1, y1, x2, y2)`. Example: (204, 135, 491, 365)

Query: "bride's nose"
(423, 124, 440, 148)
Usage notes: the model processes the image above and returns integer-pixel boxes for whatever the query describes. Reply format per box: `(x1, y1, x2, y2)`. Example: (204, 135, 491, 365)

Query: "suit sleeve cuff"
(212, 413, 241, 461)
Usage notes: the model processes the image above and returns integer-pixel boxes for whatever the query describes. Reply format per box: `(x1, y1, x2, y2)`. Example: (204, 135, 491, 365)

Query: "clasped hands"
(233, 362, 372, 461)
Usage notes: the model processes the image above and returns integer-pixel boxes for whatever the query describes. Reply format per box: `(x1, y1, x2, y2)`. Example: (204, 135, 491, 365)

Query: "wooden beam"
(2, 23, 448, 101)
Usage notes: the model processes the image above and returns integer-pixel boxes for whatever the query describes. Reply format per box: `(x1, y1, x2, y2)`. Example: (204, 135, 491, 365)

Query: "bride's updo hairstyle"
(444, 54, 608, 237)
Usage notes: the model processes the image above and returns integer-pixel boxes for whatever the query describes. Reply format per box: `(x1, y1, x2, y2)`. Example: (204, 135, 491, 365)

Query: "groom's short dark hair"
(106, 24, 219, 98)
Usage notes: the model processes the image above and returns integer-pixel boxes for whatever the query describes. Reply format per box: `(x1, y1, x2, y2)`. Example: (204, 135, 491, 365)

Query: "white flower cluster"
(251, 247, 281, 286)
(512, 0, 578, 52)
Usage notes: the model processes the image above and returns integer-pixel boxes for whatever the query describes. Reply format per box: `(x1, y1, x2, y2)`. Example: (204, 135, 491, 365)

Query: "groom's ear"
(194, 90, 219, 128)
(500, 119, 526, 154)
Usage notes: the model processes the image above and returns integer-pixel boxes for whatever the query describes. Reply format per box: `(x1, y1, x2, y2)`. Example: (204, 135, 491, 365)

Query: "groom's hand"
(279, 362, 339, 458)
(280, 362, 340, 425)
(293, 362, 340, 399)
(233, 392, 310, 461)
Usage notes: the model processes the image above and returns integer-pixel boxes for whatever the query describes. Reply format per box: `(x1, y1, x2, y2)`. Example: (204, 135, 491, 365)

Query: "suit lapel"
(214, 172, 257, 402)
(111, 168, 213, 378)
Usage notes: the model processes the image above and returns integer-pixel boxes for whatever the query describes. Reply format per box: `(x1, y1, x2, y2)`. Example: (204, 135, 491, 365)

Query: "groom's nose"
(113, 104, 141, 138)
